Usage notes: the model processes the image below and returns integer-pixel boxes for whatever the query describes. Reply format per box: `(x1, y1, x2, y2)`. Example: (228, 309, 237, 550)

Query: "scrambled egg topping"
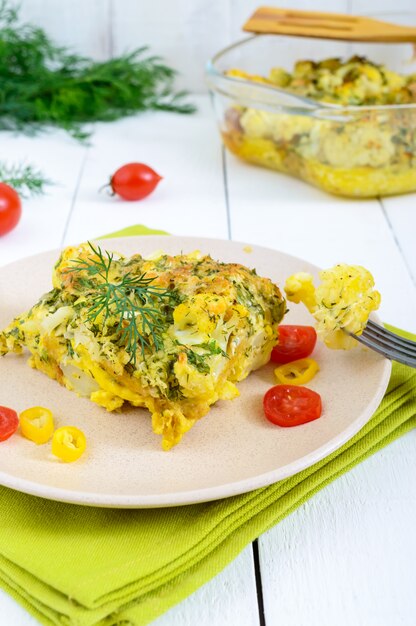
(0, 243, 285, 450)
(285, 265, 381, 349)
(223, 57, 416, 198)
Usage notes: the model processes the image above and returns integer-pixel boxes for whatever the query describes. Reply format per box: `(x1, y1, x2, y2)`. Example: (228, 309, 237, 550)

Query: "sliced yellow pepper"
(274, 357, 319, 386)
(20, 406, 55, 444)
(52, 426, 86, 463)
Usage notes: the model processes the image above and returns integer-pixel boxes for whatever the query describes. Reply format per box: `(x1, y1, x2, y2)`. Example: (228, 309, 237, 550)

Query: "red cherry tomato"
(0, 406, 19, 442)
(0, 183, 22, 236)
(109, 163, 162, 201)
(271, 325, 317, 364)
(263, 385, 322, 427)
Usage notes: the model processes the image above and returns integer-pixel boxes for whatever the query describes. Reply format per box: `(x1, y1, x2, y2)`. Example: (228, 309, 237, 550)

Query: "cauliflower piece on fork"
(285, 264, 381, 349)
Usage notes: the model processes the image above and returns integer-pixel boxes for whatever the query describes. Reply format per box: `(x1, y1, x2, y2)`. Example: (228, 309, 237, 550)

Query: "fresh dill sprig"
(0, 161, 52, 197)
(0, 1, 195, 140)
(68, 242, 173, 365)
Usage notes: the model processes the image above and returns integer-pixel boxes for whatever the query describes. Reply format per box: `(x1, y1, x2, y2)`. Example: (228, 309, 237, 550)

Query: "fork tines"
(353, 320, 416, 368)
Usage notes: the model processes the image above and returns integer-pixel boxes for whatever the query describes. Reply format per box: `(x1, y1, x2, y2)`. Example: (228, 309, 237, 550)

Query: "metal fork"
(351, 320, 416, 368)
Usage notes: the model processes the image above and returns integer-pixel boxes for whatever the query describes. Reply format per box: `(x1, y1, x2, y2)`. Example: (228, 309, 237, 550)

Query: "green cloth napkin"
(0, 225, 415, 626)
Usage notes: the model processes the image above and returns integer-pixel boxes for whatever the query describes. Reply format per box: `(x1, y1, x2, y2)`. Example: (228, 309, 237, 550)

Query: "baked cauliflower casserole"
(0, 243, 286, 450)
(223, 56, 416, 198)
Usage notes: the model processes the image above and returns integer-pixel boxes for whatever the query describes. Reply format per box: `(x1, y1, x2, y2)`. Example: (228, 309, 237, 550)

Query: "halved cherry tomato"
(263, 385, 322, 427)
(274, 357, 319, 386)
(271, 325, 317, 364)
(52, 426, 86, 463)
(20, 406, 54, 445)
(0, 406, 19, 441)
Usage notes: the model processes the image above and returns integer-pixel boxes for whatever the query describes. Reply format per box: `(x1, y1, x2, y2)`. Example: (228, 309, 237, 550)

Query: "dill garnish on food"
(67, 243, 174, 365)
(0, 2, 195, 140)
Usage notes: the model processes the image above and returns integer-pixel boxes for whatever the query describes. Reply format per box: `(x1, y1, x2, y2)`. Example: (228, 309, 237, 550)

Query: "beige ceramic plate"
(0, 236, 391, 508)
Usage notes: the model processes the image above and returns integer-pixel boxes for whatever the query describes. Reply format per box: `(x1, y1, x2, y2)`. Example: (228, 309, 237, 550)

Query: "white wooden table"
(1, 95, 415, 626)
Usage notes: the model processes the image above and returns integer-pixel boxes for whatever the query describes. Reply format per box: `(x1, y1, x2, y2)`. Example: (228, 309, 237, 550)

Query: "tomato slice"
(263, 385, 322, 427)
(271, 325, 317, 364)
(0, 406, 19, 442)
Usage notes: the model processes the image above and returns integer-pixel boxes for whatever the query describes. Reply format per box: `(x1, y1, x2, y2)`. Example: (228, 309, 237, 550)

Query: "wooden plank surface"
(152, 547, 261, 626)
(18, 0, 112, 60)
(0, 132, 87, 267)
(15, 0, 350, 93)
(380, 195, 416, 287)
(63, 99, 228, 244)
(258, 434, 416, 626)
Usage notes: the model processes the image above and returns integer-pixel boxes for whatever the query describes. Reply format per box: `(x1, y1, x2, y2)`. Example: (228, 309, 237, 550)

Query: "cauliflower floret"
(320, 126, 395, 169)
(284, 265, 381, 349)
(239, 109, 316, 144)
(284, 272, 316, 313)
(238, 109, 276, 140)
(172, 294, 228, 346)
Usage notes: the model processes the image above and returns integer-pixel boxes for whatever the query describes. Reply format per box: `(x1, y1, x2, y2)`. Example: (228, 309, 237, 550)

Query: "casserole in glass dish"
(206, 34, 416, 198)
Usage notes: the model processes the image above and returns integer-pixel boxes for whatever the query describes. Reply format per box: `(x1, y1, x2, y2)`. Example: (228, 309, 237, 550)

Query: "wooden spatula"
(243, 7, 416, 43)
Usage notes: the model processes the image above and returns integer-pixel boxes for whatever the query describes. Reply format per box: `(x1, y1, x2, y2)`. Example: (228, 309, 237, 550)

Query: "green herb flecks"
(186, 340, 229, 374)
(67, 242, 174, 365)
(198, 340, 228, 358)
(186, 350, 210, 374)
(0, 161, 52, 197)
(0, 2, 195, 140)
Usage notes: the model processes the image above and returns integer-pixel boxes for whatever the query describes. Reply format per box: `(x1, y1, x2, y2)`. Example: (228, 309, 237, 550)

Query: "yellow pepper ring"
(274, 357, 319, 386)
(52, 426, 87, 463)
(19, 406, 55, 445)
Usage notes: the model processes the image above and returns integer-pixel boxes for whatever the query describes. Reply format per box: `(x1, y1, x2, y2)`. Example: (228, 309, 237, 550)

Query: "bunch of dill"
(0, 2, 195, 140)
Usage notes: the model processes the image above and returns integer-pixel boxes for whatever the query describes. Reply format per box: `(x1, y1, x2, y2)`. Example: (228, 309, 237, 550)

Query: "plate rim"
(0, 235, 392, 508)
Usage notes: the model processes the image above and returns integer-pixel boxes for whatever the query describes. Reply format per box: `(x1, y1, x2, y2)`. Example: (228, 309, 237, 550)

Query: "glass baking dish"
(206, 34, 416, 198)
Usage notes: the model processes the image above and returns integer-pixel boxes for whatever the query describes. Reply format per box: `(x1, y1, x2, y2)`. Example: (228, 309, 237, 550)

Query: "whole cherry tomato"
(263, 385, 322, 427)
(271, 325, 317, 364)
(108, 163, 162, 201)
(0, 183, 22, 236)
